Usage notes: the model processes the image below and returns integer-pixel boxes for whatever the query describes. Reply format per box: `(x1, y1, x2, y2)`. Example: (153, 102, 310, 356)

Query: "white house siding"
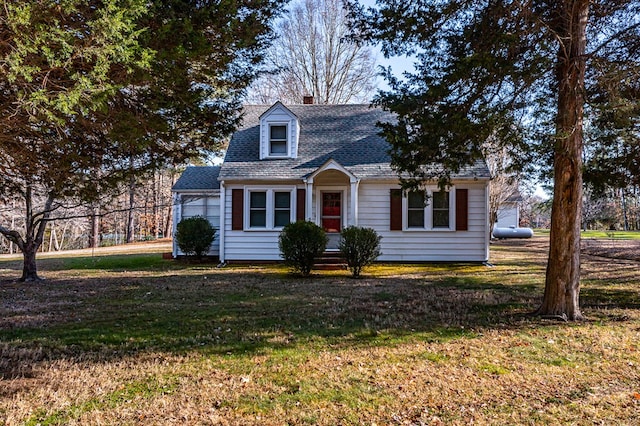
(173, 193, 220, 257)
(496, 203, 519, 228)
(222, 180, 489, 262)
(222, 182, 303, 261)
(357, 181, 489, 262)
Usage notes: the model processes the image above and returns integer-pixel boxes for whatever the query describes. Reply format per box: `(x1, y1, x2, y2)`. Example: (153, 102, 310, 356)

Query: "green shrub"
(278, 221, 327, 276)
(175, 216, 216, 259)
(339, 226, 382, 277)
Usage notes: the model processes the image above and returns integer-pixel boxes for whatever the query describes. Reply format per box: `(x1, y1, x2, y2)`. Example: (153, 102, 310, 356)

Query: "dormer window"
(259, 102, 299, 160)
(269, 124, 288, 156)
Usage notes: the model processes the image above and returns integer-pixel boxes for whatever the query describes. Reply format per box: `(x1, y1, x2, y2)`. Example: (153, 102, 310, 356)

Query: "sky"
(371, 54, 415, 93)
(357, 0, 416, 92)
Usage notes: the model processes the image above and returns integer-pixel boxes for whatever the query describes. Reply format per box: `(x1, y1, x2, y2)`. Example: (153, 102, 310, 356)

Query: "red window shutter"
(231, 189, 243, 230)
(455, 188, 468, 231)
(296, 188, 306, 221)
(390, 189, 402, 230)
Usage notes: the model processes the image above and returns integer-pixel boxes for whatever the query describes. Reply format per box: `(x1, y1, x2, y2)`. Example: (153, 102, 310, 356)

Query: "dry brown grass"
(1, 237, 639, 425)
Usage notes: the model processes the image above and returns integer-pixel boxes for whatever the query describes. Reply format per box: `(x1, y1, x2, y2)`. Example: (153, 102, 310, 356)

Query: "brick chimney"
(303, 95, 314, 104)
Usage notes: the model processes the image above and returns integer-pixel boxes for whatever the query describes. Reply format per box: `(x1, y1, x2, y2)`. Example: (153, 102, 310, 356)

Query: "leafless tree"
(0, 198, 20, 254)
(0, 167, 177, 255)
(520, 193, 551, 229)
(483, 139, 519, 237)
(247, 0, 378, 104)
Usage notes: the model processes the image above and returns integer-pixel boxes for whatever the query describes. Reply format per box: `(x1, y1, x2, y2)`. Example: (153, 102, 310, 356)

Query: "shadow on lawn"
(1, 264, 638, 381)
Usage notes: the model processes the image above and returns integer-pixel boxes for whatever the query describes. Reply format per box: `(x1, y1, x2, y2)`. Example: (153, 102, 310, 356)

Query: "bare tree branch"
(246, 0, 377, 104)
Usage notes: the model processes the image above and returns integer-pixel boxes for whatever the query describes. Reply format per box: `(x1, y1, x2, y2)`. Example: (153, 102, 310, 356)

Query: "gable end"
(259, 102, 299, 160)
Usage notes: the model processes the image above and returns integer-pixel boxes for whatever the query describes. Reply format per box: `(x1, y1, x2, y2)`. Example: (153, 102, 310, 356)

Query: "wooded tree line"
(0, 168, 177, 254)
(583, 187, 640, 231)
(509, 187, 640, 232)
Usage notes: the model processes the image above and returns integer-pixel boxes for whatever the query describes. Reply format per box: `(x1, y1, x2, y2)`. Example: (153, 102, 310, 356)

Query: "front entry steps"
(315, 251, 347, 270)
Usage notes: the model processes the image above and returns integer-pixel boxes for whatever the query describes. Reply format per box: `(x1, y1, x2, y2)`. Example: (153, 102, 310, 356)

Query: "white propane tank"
(492, 226, 534, 239)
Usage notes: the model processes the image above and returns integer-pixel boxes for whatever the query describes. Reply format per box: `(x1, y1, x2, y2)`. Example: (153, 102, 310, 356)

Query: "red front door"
(321, 192, 342, 233)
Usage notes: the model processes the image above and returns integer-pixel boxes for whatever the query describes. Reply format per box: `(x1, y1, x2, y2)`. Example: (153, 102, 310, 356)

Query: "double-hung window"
(273, 191, 291, 227)
(432, 191, 450, 228)
(405, 189, 452, 230)
(249, 192, 267, 228)
(246, 188, 294, 230)
(269, 125, 288, 156)
(407, 190, 426, 228)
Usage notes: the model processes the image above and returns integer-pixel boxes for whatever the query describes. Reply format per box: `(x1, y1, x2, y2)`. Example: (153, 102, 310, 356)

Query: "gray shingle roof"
(172, 166, 221, 191)
(218, 104, 490, 181)
(505, 189, 523, 202)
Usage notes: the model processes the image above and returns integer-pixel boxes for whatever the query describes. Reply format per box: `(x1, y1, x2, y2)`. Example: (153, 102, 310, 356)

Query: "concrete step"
(315, 252, 347, 270)
(315, 252, 344, 263)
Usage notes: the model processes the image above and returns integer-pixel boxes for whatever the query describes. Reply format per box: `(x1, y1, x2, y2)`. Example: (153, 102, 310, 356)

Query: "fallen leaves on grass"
(1, 238, 640, 424)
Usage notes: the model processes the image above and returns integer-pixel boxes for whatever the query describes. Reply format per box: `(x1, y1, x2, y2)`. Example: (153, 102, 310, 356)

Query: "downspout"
(172, 193, 181, 257)
(304, 178, 313, 222)
(485, 182, 491, 262)
(219, 181, 226, 263)
(350, 178, 360, 226)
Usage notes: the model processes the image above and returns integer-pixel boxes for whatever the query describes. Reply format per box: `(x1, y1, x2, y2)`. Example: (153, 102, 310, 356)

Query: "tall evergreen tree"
(0, 0, 285, 281)
(584, 58, 640, 193)
(349, 0, 640, 320)
(0, 0, 151, 281)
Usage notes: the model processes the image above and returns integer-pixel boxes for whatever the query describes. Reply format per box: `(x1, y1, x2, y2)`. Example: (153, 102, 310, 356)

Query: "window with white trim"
(273, 191, 291, 227)
(249, 191, 267, 228)
(404, 189, 453, 230)
(432, 191, 450, 228)
(269, 124, 288, 156)
(407, 190, 426, 228)
(245, 188, 295, 230)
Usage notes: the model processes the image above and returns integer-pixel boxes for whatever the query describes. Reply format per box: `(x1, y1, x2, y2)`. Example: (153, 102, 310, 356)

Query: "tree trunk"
(621, 189, 628, 231)
(163, 170, 176, 238)
(154, 171, 160, 239)
(89, 207, 100, 248)
(17, 188, 55, 282)
(21, 241, 40, 282)
(164, 201, 172, 238)
(126, 176, 136, 243)
(537, 0, 588, 321)
(57, 221, 68, 251)
(48, 224, 55, 252)
(9, 201, 16, 254)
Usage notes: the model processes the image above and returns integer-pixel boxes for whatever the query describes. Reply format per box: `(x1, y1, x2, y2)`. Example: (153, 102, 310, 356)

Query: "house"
(492, 189, 534, 239)
(495, 190, 523, 229)
(172, 101, 491, 262)
(172, 166, 221, 257)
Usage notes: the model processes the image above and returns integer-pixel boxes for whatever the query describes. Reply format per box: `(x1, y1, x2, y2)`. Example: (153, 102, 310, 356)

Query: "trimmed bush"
(278, 221, 327, 276)
(175, 216, 216, 260)
(339, 226, 382, 278)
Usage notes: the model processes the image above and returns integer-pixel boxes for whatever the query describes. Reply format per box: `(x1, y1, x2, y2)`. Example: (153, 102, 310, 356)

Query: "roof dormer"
(259, 101, 299, 160)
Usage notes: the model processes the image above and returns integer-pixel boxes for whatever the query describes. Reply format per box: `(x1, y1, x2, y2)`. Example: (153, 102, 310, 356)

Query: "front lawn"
(534, 228, 640, 240)
(1, 238, 639, 425)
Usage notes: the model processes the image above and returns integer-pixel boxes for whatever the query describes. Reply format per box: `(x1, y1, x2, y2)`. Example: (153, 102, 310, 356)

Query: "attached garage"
(171, 166, 221, 258)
